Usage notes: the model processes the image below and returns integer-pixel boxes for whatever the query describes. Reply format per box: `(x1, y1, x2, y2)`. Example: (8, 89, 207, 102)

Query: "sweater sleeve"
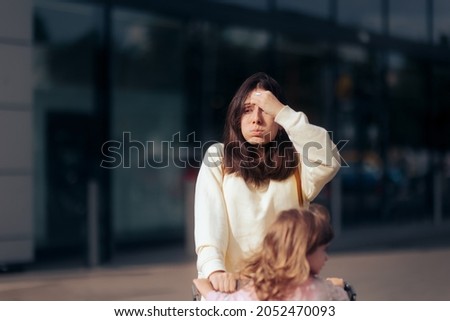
(275, 106, 341, 202)
(194, 143, 229, 278)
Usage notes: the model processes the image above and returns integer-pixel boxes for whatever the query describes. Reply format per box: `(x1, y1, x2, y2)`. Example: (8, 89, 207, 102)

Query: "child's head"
(261, 208, 311, 278)
(306, 203, 334, 275)
(265, 204, 333, 276)
(241, 208, 310, 300)
(241, 205, 334, 300)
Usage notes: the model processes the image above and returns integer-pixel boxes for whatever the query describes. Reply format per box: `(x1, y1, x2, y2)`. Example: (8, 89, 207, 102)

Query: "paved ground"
(321, 247, 450, 300)
(1, 220, 450, 301)
(0, 244, 449, 301)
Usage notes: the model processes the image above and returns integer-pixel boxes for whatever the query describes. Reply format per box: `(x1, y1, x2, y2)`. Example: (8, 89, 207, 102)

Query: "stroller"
(192, 279, 357, 301)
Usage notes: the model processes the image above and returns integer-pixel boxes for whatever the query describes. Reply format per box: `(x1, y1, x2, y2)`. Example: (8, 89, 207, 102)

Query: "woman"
(194, 72, 340, 292)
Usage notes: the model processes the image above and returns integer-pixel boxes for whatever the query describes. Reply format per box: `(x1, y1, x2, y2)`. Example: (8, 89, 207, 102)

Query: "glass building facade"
(18, 0, 450, 265)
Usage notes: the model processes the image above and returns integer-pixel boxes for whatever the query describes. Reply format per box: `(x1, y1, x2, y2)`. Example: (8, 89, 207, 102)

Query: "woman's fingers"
(326, 277, 345, 287)
(252, 90, 284, 117)
(208, 271, 238, 292)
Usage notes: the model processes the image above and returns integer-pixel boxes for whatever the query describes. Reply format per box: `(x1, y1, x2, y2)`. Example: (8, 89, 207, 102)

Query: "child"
(193, 205, 350, 300)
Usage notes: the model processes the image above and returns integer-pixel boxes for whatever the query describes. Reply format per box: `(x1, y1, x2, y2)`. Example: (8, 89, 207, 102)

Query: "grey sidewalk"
(2, 219, 450, 301)
(0, 245, 449, 301)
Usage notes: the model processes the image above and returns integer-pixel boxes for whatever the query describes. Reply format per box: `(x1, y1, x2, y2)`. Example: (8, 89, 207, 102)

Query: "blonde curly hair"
(239, 205, 333, 300)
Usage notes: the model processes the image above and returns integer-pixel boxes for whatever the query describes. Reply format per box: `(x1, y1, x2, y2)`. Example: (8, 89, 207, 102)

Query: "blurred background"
(1, 0, 450, 281)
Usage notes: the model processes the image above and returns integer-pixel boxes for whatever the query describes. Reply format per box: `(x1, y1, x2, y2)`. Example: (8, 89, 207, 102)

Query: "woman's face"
(240, 89, 279, 145)
(307, 244, 329, 275)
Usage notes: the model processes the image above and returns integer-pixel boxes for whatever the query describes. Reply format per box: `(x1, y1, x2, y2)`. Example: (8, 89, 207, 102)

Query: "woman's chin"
(247, 138, 268, 145)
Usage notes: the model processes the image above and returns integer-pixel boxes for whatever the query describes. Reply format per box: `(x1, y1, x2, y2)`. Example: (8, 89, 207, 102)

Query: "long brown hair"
(240, 206, 334, 301)
(223, 72, 299, 186)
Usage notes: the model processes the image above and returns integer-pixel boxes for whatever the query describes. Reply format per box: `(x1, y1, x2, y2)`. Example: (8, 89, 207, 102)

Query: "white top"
(194, 106, 341, 278)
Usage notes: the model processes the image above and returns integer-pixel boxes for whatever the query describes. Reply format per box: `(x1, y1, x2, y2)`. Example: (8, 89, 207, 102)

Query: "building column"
(0, 0, 33, 266)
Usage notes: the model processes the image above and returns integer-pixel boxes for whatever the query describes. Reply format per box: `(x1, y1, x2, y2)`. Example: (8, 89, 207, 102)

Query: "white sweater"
(194, 106, 341, 278)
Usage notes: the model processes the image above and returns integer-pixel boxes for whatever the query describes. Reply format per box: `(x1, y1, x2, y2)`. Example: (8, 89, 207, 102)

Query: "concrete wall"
(0, 0, 33, 264)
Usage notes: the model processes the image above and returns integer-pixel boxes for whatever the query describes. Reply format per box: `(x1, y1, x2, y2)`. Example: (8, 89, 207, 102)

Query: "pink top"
(206, 276, 349, 301)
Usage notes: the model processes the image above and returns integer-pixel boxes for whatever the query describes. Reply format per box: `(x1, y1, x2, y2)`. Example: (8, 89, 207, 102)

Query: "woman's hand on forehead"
(250, 90, 285, 117)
